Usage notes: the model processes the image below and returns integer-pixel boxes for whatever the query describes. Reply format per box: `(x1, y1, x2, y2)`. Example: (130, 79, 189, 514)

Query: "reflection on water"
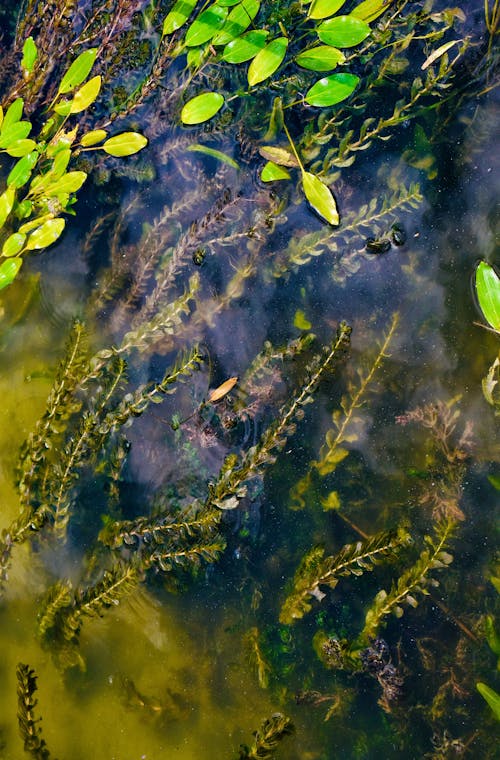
(0, 1, 499, 758)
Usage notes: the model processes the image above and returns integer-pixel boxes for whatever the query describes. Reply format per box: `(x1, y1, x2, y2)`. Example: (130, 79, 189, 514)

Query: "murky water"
(0, 1, 499, 758)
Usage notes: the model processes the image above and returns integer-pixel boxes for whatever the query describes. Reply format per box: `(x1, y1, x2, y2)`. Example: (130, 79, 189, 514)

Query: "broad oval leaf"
(162, 0, 198, 35)
(7, 151, 38, 189)
(5, 139, 37, 157)
(302, 171, 339, 225)
(58, 48, 98, 95)
(19, 213, 53, 234)
(0, 121, 32, 148)
(45, 171, 88, 196)
(181, 92, 224, 124)
(317, 15, 371, 47)
(70, 76, 102, 113)
(212, 0, 260, 46)
(0, 187, 15, 227)
(80, 129, 108, 147)
(351, 0, 395, 23)
(26, 218, 66, 250)
(22, 36, 38, 73)
(248, 37, 288, 87)
(258, 145, 299, 167)
(296, 45, 345, 71)
(185, 4, 228, 47)
(308, 0, 347, 20)
(261, 161, 291, 181)
(222, 29, 269, 63)
(2, 98, 24, 131)
(2, 232, 26, 257)
(0, 257, 22, 290)
(475, 261, 500, 332)
(102, 132, 148, 156)
(305, 72, 359, 106)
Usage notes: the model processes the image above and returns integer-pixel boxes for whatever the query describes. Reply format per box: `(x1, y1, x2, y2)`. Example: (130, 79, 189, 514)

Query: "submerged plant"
(16, 663, 54, 760)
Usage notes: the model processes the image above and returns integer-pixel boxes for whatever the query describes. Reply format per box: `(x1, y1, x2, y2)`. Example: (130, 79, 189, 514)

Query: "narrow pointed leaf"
(181, 92, 224, 124)
(58, 48, 98, 95)
(26, 218, 66, 250)
(222, 30, 269, 63)
(305, 72, 359, 106)
(2, 232, 26, 257)
(162, 0, 198, 35)
(261, 161, 291, 181)
(102, 132, 148, 156)
(0, 257, 22, 289)
(421, 40, 459, 70)
(185, 4, 228, 47)
(187, 144, 239, 169)
(70, 76, 102, 113)
(476, 683, 500, 721)
(212, 0, 260, 46)
(22, 36, 38, 73)
(317, 16, 371, 47)
(296, 45, 345, 71)
(302, 171, 339, 225)
(248, 37, 288, 86)
(308, 0, 347, 19)
(475, 262, 500, 332)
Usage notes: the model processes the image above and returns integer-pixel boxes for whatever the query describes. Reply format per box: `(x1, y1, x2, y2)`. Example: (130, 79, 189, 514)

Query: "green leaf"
(488, 474, 500, 491)
(0, 106, 3, 130)
(0, 121, 32, 148)
(70, 76, 102, 113)
(296, 45, 345, 71)
(185, 4, 228, 47)
(181, 92, 224, 125)
(2, 98, 24, 131)
(26, 218, 66, 250)
(317, 16, 371, 47)
(308, 0, 347, 20)
(102, 132, 148, 157)
(305, 72, 359, 106)
(7, 151, 38, 189)
(2, 232, 26, 257)
(258, 145, 299, 167)
(302, 171, 339, 225)
(52, 148, 72, 179)
(21, 36, 38, 73)
(19, 214, 53, 234)
(294, 309, 312, 329)
(58, 48, 98, 95)
(222, 29, 269, 63)
(261, 161, 291, 181)
(5, 138, 37, 157)
(0, 257, 22, 289)
(0, 187, 15, 227)
(212, 0, 260, 46)
(45, 171, 88, 196)
(476, 683, 500, 721)
(187, 144, 239, 169)
(351, 0, 395, 22)
(162, 0, 198, 35)
(53, 100, 73, 116)
(248, 37, 288, 87)
(80, 129, 107, 147)
(475, 262, 500, 332)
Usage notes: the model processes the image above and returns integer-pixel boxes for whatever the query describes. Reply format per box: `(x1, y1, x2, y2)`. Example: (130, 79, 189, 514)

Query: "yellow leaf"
(208, 376, 238, 402)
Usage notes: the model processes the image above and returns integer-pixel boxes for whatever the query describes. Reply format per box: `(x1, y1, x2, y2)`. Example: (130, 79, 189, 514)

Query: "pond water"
(0, 1, 499, 758)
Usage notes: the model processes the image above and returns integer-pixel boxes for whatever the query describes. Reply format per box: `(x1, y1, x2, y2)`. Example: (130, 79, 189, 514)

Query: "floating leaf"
(185, 4, 228, 47)
(208, 376, 238, 402)
(477, 683, 500, 721)
(302, 172, 339, 225)
(248, 37, 288, 86)
(70, 76, 102, 113)
(0, 121, 32, 148)
(305, 72, 359, 106)
(213, 0, 260, 46)
(317, 16, 371, 47)
(26, 218, 66, 250)
(259, 146, 299, 167)
(222, 29, 269, 63)
(21, 36, 38, 73)
(0, 257, 22, 289)
(475, 262, 500, 332)
(58, 48, 98, 95)
(294, 309, 312, 330)
(102, 132, 148, 157)
(44, 171, 88, 196)
(187, 144, 239, 169)
(19, 214, 53, 234)
(308, 0, 347, 20)
(162, 0, 198, 35)
(52, 148, 71, 179)
(181, 92, 224, 124)
(0, 106, 3, 130)
(421, 40, 459, 70)
(5, 139, 37, 157)
(2, 99, 24, 131)
(7, 151, 38, 189)
(296, 45, 345, 71)
(80, 129, 107, 147)
(0, 187, 15, 227)
(261, 161, 291, 181)
(2, 232, 26, 257)
(351, 0, 394, 22)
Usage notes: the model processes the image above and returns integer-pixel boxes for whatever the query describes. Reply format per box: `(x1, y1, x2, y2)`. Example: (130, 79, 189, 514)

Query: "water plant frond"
(237, 713, 295, 760)
(16, 663, 54, 760)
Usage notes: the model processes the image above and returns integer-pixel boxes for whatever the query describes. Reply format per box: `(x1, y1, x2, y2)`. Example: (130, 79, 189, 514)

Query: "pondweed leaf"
(5, 139, 37, 157)
(7, 151, 38, 188)
(26, 218, 66, 250)
(351, 0, 395, 23)
(21, 36, 38, 73)
(80, 129, 107, 147)
(58, 48, 97, 95)
(222, 30, 269, 63)
(421, 40, 458, 70)
(208, 376, 238, 402)
(305, 72, 359, 106)
(3, 98, 24, 130)
(302, 171, 339, 225)
(2, 232, 26, 257)
(70, 76, 102, 113)
(261, 161, 291, 181)
(44, 171, 88, 196)
(213, 0, 260, 46)
(187, 144, 239, 169)
(162, 0, 197, 35)
(181, 92, 224, 124)
(248, 37, 288, 86)
(0, 121, 32, 148)
(308, 0, 347, 20)
(102, 132, 148, 156)
(476, 682, 500, 721)
(258, 146, 299, 167)
(185, 4, 228, 47)
(296, 45, 345, 71)
(0, 187, 15, 227)
(0, 257, 22, 289)
(475, 261, 500, 332)
(317, 16, 371, 47)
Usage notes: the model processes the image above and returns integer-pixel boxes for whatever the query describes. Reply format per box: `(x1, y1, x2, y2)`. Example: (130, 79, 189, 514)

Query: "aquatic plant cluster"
(0, 0, 498, 757)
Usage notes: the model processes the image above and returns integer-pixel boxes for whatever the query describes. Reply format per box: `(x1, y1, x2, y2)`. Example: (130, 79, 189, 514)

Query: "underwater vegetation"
(0, 0, 499, 757)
